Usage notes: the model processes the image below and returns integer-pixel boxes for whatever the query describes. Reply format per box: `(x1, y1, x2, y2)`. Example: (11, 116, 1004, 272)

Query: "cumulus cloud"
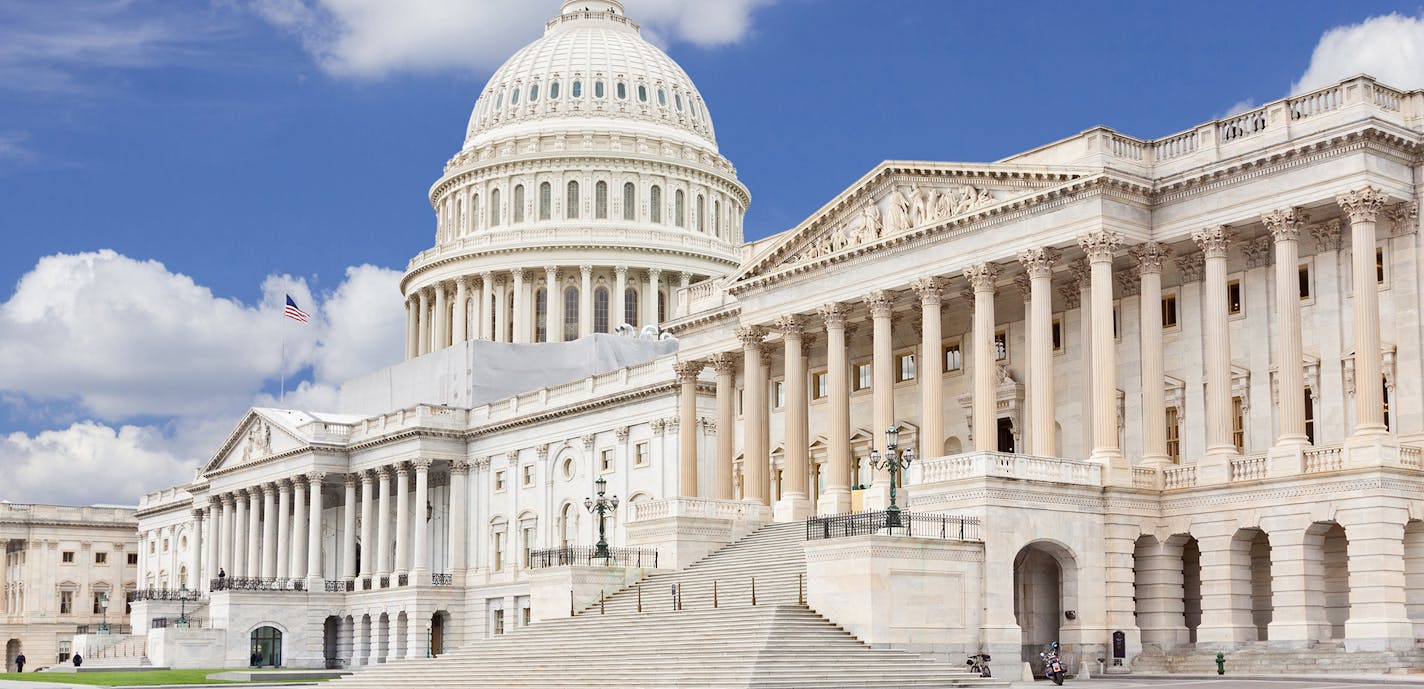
(251, 0, 775, 78)
(1291, 13, 1424, 94)
(312, 264, 406, 384)
(0, 422, 196, 506)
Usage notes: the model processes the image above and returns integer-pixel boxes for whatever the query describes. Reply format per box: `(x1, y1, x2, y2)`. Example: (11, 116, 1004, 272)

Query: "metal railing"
(76, 624, 131, 635)
(210, 577, 306, 592)
(527, 546, 659, 569)
(805, 510, 982, 541)
(324, 580, 354, 593)
(151, 617, 204, 629)
(432, 573, 453, 586)
(397, 574, 409, 587)
(127, 588, 202, 602)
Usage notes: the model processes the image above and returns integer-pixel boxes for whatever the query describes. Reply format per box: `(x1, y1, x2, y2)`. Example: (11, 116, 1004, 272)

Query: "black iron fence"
(805, 510, 982, 541)
(210, 577, 307, 592)
(127, 588, 201, 602)
(527, 546, 659, 569)
(432, 573, 453, 586)
(76, 624, 131, 635)
(151, 617, 204, 629)
(324, 580, 354, 593)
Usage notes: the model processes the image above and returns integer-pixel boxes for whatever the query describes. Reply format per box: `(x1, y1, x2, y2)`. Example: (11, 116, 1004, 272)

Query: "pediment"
(727, 162, 1088, 287)
(202, 409, 308, 475)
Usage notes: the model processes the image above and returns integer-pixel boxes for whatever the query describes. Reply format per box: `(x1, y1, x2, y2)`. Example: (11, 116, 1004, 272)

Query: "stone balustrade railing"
(1230, 454, 1269, 482)
(911, 451, 1102, 487)
(472, 358, 671, 425)
(1303, 446, 1344, 473)
(410, 225, 739, 270)
(1402, 446, 1423, 469)
(1163, 465, 1197, 489)
(626, 497, 765, 524)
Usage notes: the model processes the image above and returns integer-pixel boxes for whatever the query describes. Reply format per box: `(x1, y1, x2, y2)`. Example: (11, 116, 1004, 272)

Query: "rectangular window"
(521, 527, 535, 567)
(493, 532, 505, 571)
(852, 362, 872, 391)
(1232, 396, 1245, 453)
(92, 592, 105, 614)
(1227, 279, 1242, 316)
(494, 470, 507, 492)
(1051, 318, 1063, 353)
(943, 342, 962, 372)
(811, 371, 829, 400)
(1304, 390, 1315, 445)
(600, 448, 614, 473)
(522, 465, 534, 487)
(634, 442, 650, 467)
(1162, 293, 1179, 328)
(127, 553, 138, 566)
(994, 330, 1008, 361)
(493, 609, 505, 635)
(895, 352, 916, 383)
(521, 605, 531, 627)
(94, 552, 107, 565)
(60, 591, 73, 614)
(773, 380, 786, 409)
(1165, 407, 1180, 462)
(1112, 305, 1120, 340)
(62, 551, 74, 564)
(1298, 264, 1311, 300)
(1377, 246, 1386, 284)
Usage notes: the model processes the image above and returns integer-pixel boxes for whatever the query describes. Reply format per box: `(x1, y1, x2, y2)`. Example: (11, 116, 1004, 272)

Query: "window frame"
(1051, 316, 1064, 354)
(894, 349, 917, 384)
(851, 360, 873, 393)
(494, 470, 507, 493)
(634, 441, 650, 467)
(810, 370, 829, 401)
(942, 339, 964, 374)
(1226, 277, 1244, 318)
(1161, 290, 1181, 331)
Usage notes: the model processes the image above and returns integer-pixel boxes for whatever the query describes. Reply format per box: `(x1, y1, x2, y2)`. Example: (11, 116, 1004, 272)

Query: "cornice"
(471, 380, 685, 438)
(402, 242, 740, 292)
(662, 303, 741, 334)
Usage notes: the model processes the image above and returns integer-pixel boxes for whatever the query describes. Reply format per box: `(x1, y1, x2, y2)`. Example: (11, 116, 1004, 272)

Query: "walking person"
(14, 653, 25, 673)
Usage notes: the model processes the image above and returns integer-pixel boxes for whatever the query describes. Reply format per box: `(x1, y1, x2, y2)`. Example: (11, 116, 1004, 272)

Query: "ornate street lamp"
(177, 583, 190, 628)
(98, 592, 110, 634)
(868, 426, 916, 528)
(583, 476, 620, 561)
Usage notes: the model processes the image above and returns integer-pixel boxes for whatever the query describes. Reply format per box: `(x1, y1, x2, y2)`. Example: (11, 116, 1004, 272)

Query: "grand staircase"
(331, 522, 1000, 688)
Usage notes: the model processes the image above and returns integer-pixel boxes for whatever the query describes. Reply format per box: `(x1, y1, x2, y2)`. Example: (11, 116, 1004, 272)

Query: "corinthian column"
(646, 268, 662, 328)
(306, 473, 325, 583)
(912, 278, 945, 458)
(219, 494, 234, 576)
(453, 278, 469, 345)
(417, 289, 431, 356)
(737, 326, 769, 506)
(376, 467, 392, 578)
(275, 480, 292, 579)
(480, 271, 495, 341)
(394, 464, 411, 577)
(818, 303, 851, 515)
(290, 477, 307, 579)
(1264, 208, 1309, 449)
(1080, 231, 1123, 466)
(1132, 242, 1172, 466)
(342, 475, 358, 580)
(411, 460, 431, 578)
(433, 282, 448, 350)
(359, 472, 374, 580)
(614, 266, 628, 328)
(865, 291, 895, 508)
(493, 275, 508, 343)
(450, 461, 469, 575)
(511, 268, 528, 344)
(1194, 226, 1237, 462)
(405, 298, 416, 359)
(674, 361, 705, 498)
(965, 263, 1000, 451)
(545, 266, 561, 343)
(710, 353, 737, 501)
(245, 489, 261, 577)
(579, 265, 593, 337)
(1338, 186, 1390, 437)
(775, 316, 812, 521)
(261, 484, 278, 578)
(1019, 249, 1060, 456)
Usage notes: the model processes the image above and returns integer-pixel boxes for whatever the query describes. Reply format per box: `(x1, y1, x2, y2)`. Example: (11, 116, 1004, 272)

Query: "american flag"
(284, 295, 310, 324)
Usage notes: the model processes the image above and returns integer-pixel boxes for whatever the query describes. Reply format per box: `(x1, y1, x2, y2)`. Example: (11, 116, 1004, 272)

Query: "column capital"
(735, 325, 768, 348)
(963, 262, 1000, 292)
(615, 426, 631, 441)
(864, 290, 894, 318)
(510, 267, 526, 282)
(307, 471, 327, 484)
(1067, 257, 1091, 286)
(1191, 226, 1232, 258)
(412, 458, 433, 472)
(758, 342, 777, 361)
(480, 270, 495, 284)
(450, 460, 471, 476)
(817, 302, 848, 329)
(1078, 230, 1122, 263)
(359, 470, 374, 485)
(648, 267, 662, 279)
(219, 493, 235, 507)
(543, 265, 559, 279)
(376, 466, 393, 481)
(1057, 284, 1080, 310)
(1013, 274, 1032, 301)
(1129, 241, 1172, 274)
(1311, 219, 1344, 252)
(614, 265, 628, 278)
(535, 445, 549, 461)
(910, 276, 945, 303)
(262, 483, 278, 497)
(709, 351, 738, 374)
(580, 265, 593, 277)
(674, 360, 705, 380)
(1337, 185, 1390, 223)
(276, 478, 293, 492)
(1017, 247, 1061, 278)
(774, 314, 804, 338)
(580, 433, 596, 451)
(1262, 207, 1308, 242)
(473, 456, 492, 471)
(1389, 200, 1419, 235)
(1175, 253, 1205, 282)
(342, 473, 358, 488)
(192, 508, 206, 521)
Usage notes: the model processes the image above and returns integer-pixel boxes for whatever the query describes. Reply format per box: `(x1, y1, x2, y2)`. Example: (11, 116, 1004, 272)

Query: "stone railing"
(1402, 446, 1423, 469)
(1131, 467, 1159, 489)
(1163, 465, 1197, 489)
(1304, 446, 1344, 474)
(1230, 454, 1269, 482)
(912, 451, 1102, 487)
(410, 226, 739, 270)
(627, 497, 763, 524)
(677, 279, 727, 316)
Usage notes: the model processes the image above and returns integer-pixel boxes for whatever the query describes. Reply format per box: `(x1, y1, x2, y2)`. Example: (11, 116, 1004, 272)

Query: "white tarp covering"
(337, 333, 677, 416)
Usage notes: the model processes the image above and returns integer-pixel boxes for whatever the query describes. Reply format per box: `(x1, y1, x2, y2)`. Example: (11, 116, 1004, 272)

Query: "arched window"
(713, 199, 721, 238)
(594, 287, 610, 333)
(511, 87, 520, 105)
(674, 189, 685, 228)
(622, 183, 635, 221)
(559, 503, 577, 547)
(675, 93, 683, 111)
(594, 80, 605, 99)
(624, 288, 639, 328)
(538, 182, 551, 220)
(513, 185, 525, 223)
(566, 181, 580, 219)
(657, 88, 667, 107)
(489, 188, 501, 227)
(564, 286, 579, 341)
(595, 181, 608, 219)
(529, 83, 539, 102)
(637, 84, 647, 102)
(534, 288, 548, 343)
(571, 80, 582, 98)
(696, 195, 705, 233)
(650, 186, 662, 223)
(615, 81, 627, 100)
(471, 193, 480, 231)
(549, 81, 560, 99)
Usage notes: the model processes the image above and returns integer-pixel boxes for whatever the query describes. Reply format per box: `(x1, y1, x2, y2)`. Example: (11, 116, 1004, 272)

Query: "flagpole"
(280, 318, 287, 406)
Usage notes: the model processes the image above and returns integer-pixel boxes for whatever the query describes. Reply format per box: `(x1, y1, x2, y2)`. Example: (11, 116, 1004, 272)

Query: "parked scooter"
(965, 652, 992, 678)
(1040, 642, 1066, 685)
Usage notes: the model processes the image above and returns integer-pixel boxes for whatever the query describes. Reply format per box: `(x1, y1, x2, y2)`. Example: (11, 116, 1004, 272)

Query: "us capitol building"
(127, 0, 1424, 681)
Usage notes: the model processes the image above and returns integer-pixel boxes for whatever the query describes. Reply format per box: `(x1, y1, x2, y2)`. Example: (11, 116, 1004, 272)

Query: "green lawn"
(0, 669, 328, 686)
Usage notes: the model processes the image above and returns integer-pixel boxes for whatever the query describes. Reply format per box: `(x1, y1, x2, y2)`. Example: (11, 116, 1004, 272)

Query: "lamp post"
(176, 583, 190, 628)
(98, 592, 110, 634)
(583, 476, 620, 561)
(868, 426, 915, 528)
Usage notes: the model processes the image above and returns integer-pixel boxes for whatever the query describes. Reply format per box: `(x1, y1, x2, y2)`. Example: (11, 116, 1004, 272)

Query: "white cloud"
(312, 264, 406, 384)
(0, 422, 196, 506)
(251, 0, 775, 78)
(1291, 13, 1424, 95)
(0, 131, 33, 163)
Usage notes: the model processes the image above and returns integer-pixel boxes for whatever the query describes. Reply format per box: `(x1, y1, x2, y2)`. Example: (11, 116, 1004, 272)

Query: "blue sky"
(1, 0, 1422, 504)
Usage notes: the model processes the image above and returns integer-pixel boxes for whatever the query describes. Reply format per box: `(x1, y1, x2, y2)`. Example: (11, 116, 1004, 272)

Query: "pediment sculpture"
(783, 183, 999, 266)
(240, 419, 273, 463)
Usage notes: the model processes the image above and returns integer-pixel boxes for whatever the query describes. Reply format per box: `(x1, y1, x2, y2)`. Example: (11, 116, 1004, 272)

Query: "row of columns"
(671, 186, 1396, 501)
(405, 266, 696, 357)
(204, 461, 471, 590)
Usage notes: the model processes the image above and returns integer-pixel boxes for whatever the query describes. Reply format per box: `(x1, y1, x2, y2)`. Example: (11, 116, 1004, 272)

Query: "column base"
(817, 488, 851, 516)
(1345, 432, 1400, 469)
(1092, 450, 1132, 487)
(1196, 450, 1236, 485)
(409, 568, 430, 586)
(773, 493, 814, 522)
(1268, 441, 1308, 477)
(1344, 618, 1415, 651)
(1138, 454, 1173, 469)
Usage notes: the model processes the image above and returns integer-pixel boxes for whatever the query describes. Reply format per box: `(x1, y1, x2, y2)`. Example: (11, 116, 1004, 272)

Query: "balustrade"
(1229, 454, 1268, 482)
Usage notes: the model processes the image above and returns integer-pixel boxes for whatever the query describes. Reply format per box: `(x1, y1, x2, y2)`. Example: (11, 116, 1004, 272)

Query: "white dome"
(464, 1, 718, 151)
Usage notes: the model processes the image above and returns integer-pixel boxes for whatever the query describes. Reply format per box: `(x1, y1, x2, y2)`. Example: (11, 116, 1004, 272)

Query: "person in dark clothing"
(72, 653, 82, 667)
(14, 653, 25, 673)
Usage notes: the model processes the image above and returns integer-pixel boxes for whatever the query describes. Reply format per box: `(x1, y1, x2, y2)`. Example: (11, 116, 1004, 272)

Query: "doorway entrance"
(997, 418, 1015, 453)
(431, 613, 446, 657)
(1014, 542, 1078, 672)
(250, 626, 282, 667)
(5, 639, 20, 673)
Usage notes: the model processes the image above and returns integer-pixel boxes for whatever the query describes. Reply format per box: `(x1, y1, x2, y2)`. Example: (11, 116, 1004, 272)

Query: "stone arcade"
(133, 0, 1424, 677)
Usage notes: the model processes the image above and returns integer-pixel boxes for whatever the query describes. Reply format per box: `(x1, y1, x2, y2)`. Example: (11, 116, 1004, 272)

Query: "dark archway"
(250, 626, 282, 667)
(322, 616, 340, 668)
(996, 418, 1015, 453)
(431, 611, 449, 657)
(5, 639, 20, 673)
(1014, 541, 1079, 671)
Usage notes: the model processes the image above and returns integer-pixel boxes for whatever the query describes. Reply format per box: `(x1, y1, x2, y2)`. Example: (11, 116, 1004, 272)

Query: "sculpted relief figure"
(860, 203, 883, 242)
(934, 188, 958, 220)
(887, 189, 912, 233)
(911, 186, 937, 226)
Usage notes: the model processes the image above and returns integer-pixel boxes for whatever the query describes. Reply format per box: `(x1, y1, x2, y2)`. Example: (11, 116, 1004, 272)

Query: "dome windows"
(566, 181, 580, 219)
(549, 81, 560, 99)
(622, 183, 635, 221)
(595, 181, 608, 219)
(489, 188, 502, 227)
(529, 83, 540, 102)
(637, 84, 648, 102)
(650, 185, 662, 223)
(657, 88, 667, 107)
(675, 93, 683, 112)
(615, 81, 627, 100)
(539, 182, 552, 220)
(674, 189, 685, 227)
(511, 87, 521, 105)
(571, 80, 582, 98)
(513, 185, 526, 223)
(495, 91, 504, 109)
(594, 81, 605, 98)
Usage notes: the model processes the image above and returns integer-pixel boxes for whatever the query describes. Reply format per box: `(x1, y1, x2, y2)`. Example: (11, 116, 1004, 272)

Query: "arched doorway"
(6, 639, 20, 673)
(431, 612, 447, 657)
(322, 616, 340, 668)
(250, 626, 282, 667)
(1014, 542, 1078, 671)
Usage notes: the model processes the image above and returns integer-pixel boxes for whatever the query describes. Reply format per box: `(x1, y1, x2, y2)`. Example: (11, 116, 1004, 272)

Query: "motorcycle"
(965, 652, 992, 678)
(1040, 642, 1066, 685)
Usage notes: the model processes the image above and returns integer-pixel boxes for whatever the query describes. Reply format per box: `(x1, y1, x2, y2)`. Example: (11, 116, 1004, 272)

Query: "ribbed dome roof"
(463, 1, 718, 151)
